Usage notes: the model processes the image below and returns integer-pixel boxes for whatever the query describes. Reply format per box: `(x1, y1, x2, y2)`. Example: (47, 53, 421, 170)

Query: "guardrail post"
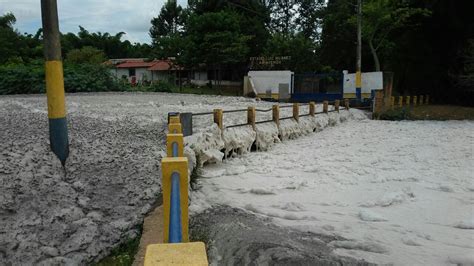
(162, 157, 189, 243)
(168, 113, 182, 134)
(405, 96, 411, 106)
(293, 103, 299, 121)
(167, 134, 184, 157)
(309, 101, 316, 116)
(247, 106, 256, 129)
(419, 95, 424, 105)
(413, 96, 418, 106)
(425, 95, 429, 104)
(344, 99, 350, 109)
(323, 101, 328, 113)
(272, 105, 280, 126)
(334, 100, 340, 112)
(169, 115, 180, 124)
(213, 109, 223, 130)
(398, 96, 403, 107)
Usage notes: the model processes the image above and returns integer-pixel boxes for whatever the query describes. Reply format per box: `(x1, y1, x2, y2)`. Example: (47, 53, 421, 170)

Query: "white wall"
(247, 71, 293, 95)
(151, 71, 170, 82)
(193, 71, 208, 81)
(343, 71, 383, 94)
(113, 68, 152, 82)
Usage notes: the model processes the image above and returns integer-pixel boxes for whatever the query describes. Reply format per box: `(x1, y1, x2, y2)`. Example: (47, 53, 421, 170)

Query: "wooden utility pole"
(41, 0, 69, 166)
(356, 0, 362, 102)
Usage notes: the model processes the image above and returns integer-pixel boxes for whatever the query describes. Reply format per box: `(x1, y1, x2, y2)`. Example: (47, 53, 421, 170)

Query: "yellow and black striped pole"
(41, 0, 69, 166)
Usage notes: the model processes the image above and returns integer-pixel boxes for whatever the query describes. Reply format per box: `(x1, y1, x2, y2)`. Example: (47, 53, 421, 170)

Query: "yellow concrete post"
(169, 115, 180, 124)
(161, 157, 189, 243)
(344, 99, 350, 109)
(145, 242, 208, 266)
(293, 103, 299, 121)
(334, 100, 340, 112)
(213, 109, 223, 130)
(323, 101, 328, 113)
(413, 96, 418, 106)
(247, 106, 256, 129)
(425, 95, 429, 105)
(309, 101, 316, 116)
(166, 134, 184, 157)
(398, 96, 403, 107)
(168, 123, 182, 134)
(406, 96, 411, 106)
(419, 95, 424, 105)
(272, 105, 280, 126)
(390, 96, 395, 108)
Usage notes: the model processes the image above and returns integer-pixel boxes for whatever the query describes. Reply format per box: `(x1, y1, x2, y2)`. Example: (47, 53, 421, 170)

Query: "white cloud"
(0, 0, 188, 43)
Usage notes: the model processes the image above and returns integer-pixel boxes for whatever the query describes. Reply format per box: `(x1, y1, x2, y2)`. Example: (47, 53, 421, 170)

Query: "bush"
(0, 62, 124, 94)
(0, 63, 45, 94)
(148, 81, 174, 93)
(378, 107, 410, 120)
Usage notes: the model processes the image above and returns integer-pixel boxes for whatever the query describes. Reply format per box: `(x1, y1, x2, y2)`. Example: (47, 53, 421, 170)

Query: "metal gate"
(291, 73, 344, 102)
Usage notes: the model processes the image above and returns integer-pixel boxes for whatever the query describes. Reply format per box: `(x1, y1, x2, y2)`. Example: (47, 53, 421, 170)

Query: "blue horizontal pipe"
(169, 172, 182, 243)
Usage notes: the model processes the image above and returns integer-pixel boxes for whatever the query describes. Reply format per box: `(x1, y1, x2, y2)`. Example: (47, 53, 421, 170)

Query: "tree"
(183, 10, 251, 84)
(65, 46, 107, 64)
(296, 0, 325, 40)
(264, 32, 320, 72)
(319, 0, 357, 71)
(150, 0, 183, 42)
(357, 0, 430, 71)
(268, 0, 298, 36)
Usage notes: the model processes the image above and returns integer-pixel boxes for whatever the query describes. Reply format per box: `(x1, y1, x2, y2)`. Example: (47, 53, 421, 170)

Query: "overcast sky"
(0, 0, 187, 44)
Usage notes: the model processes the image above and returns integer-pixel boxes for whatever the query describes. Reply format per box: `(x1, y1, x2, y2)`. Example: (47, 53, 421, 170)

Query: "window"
(128, 68, 136, 76)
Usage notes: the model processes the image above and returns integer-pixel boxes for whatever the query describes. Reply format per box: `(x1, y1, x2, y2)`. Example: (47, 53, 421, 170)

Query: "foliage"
(95, 234, 141, 266)
(377, 107, 409, 120)
(356, 0, 430, 71)
(150, 0, 183, 40)
(66, 46, 107, 65)
(0, 62, 123, 95)
(183, 10, 250, 67)
(264, 32, 320, 72)
(148, 82, 174, 93)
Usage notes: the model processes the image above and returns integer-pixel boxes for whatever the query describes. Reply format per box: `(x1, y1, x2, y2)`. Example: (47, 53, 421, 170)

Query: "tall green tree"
(357, 0, 430, 71)
(65, 46, 107, 64)
(183, 10, 251, 83)
(150, 0, 183, 41)
(296, 0, 324, 40)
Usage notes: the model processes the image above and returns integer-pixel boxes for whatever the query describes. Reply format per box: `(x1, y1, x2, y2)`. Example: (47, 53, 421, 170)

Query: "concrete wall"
(247, 71, 293, 99)
(193, 71, 208, 81)
(343, 71, 383, 98)
(112, 68, 153, 82)
(190, 80, 241, 86)
(151, 71, 170, 82)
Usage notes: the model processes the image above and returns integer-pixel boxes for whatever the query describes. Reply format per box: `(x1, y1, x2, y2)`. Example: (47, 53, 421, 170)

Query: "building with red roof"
(107, 58, 186, 85)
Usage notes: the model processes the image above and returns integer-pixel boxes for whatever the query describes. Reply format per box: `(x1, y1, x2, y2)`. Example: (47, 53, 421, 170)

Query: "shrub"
(0, 62, 124, 94)
(148, 81, 174, 93)
(378, 107, 410, 120)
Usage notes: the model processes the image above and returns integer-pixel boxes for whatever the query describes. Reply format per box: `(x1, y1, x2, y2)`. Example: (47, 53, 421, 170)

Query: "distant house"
(106, 58, 186, 85)
(106, 58, 242, 89)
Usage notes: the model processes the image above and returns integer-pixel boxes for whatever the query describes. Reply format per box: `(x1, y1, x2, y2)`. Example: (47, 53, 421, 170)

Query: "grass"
(95, 230, 142, 266)
(378, 105, 474, 121)
(170, 86, 241, 96)
(124, 82, 241, 97)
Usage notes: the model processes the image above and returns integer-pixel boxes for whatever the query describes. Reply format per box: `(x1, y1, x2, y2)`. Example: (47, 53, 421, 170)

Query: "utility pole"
(356, 0, 362, 102)
(41, 0, 69, 166)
